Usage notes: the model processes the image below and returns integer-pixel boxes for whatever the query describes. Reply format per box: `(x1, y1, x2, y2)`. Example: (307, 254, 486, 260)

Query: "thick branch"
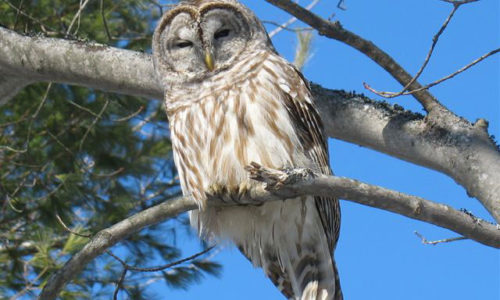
(39, 166, 500, 299)
(1, 26, 499, 222)
(313, 86, 500, 223)
(0, 27, 160, 101)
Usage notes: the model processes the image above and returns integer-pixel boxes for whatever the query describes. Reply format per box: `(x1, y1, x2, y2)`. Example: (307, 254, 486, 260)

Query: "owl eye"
(214, 29, 230, 40)
(175, 40, 193, 48)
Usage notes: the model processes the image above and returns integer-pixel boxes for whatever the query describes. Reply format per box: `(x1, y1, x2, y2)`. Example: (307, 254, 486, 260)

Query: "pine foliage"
(0, 1, 219, 298)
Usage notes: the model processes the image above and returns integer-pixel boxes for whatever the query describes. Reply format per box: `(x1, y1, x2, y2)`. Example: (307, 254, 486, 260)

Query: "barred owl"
(152, 1, 342, 299)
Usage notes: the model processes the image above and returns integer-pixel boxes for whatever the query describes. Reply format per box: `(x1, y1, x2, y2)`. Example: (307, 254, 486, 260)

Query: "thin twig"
(414, 231, 467, 245)
(364, 0, 494, 98)
(47, 131, 75, 157)
(12, 0, 24, 30)
(366, 4, 460, 98)
(66, 99, 100, 117)
(9, 266, 48, 300)
(113, 105, 145, 122)
(337, 0, 346, 10)
(65, 0, 91, 37)
(2, 0, 58, 34)
(55, 212, 91, 238)
(113, 268, 128, 300)
(262, 21, 313, 33)
(106, 246, 215, 273)
(402, 47, 500, 94)
(0, 83, 52, 153)
(91, 167, 125, 178)
(364, 47, 500, 96)
(0, 145, 27, 153)
(268, 0, 321, 38)
(79, 99, 109, 151)
(100, 0, 112, 41)
(441, 0, 479, 5)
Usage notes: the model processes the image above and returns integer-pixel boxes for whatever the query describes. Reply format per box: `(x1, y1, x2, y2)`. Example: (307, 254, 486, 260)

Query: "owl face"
(153, 0, 272, 86)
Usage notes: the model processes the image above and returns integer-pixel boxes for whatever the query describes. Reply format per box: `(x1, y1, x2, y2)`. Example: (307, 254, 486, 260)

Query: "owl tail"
(236, 203, 343, 300)
(271, 243, 342, 300)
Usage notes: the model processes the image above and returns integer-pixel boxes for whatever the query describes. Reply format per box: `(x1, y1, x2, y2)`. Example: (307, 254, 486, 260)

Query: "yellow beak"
(204, 50, 215, 72)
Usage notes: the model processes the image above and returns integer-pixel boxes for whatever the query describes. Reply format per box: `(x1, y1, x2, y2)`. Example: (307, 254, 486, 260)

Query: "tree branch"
(1, 26, 499, 222)
(312, 86, 500, 223)
(362, 0, 489, 98)
(364, 3, 460, 98)
(0, 26, 160, 102)
(264, 0, 441, 112)
(39, 164, 500, 299)
(39, 196, 197, 300)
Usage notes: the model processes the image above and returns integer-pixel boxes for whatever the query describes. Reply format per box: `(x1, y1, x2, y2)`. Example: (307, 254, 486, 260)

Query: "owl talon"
(206, 182, 258, 205)
(207, 183, 223, 196)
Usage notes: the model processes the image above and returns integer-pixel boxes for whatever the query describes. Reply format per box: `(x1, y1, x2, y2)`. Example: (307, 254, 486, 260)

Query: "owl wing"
(270, 63, 343, 299)
(278, 65, 341, 252)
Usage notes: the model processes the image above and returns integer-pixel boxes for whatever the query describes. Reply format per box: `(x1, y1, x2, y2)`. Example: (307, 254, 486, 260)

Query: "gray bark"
(0, 26, 499, 222)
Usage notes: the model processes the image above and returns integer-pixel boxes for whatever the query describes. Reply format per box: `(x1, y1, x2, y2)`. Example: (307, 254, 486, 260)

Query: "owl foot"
(245, 162, 316, 191)
(206, 181, 260, 205)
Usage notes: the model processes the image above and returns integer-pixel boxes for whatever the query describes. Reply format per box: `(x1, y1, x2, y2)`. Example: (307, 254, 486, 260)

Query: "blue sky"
(156, 1, 499, 299)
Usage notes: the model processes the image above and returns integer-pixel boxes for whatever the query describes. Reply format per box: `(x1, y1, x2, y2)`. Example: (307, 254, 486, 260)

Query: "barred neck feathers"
(165, 49, 270, 116)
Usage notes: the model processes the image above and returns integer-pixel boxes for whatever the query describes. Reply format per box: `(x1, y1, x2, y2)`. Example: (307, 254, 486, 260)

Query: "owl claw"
(206, 181, 258, 205)
(206, 183, 223, 196)
(237, 181, 252, 196)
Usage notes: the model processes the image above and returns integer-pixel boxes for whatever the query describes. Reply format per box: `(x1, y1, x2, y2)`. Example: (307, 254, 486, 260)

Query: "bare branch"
(2, 0, 60, 34)
(9, 267, 48, 300)
(55, 213, 91, 238)
(106, 246, 215, 273)
(365, 4, 461, 98)
(66, 0, 91, 37)
(268, 0, 320, 38)
(262, 20, 312, 34)
(441, 0, 479, 5)
(264, 0, 441, 112)
(365, 47, 500, 97)
(39, 166, 500, 299)
(100, 0, 112, 41)
(362, 0, 482, 98)
(113, 268, 127, 300)
(399, 47, 500, 95)
(78, 99, 109, 151)
(414, 231, 467, 246)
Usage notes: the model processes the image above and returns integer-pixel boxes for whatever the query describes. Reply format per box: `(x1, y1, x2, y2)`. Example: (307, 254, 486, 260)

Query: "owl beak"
(204, 50, 215, 72)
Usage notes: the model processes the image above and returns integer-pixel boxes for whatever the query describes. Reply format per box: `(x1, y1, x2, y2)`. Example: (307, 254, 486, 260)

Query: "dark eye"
(214, 29, 230, 40)
(176, 40, 193, 48)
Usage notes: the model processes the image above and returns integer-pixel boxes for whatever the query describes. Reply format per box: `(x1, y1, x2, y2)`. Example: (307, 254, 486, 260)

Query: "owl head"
(152, 0, 273, 88)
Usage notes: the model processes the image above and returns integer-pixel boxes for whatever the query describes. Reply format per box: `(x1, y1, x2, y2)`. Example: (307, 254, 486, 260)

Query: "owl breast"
(167, 50, 316, 238)
(169, 51, 311, 199)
